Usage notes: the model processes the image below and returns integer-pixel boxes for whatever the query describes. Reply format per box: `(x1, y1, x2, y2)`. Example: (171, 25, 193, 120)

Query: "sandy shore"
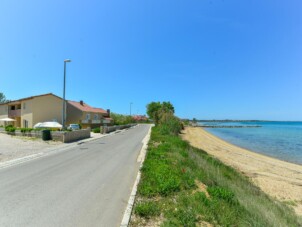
(181, 127, 302, 216)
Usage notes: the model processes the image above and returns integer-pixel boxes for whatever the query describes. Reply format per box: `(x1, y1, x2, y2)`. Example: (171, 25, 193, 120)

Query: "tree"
(146, 102, 162, 124)
(0, 92, 8, 104)
(146, 101, 175, 125)
(161, 101, 174, 114)
(111, 112, 135, 125)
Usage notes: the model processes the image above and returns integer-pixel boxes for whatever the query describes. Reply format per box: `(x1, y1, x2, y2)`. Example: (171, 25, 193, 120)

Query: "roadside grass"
(130, 126, 301, 226)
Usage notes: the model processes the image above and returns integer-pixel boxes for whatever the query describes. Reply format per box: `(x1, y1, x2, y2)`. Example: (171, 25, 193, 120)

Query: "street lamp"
(62, 59, 71, 129)
(130, 102, 133, 116)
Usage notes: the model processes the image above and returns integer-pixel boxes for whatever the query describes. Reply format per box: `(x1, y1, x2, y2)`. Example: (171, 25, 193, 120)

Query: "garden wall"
(100, 124, 136, 134)
(0, 129, 91, 143)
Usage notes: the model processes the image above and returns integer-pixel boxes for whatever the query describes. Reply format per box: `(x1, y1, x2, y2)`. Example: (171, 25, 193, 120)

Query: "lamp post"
(62, 59, 71, 129)
(130, 102, 133, 116)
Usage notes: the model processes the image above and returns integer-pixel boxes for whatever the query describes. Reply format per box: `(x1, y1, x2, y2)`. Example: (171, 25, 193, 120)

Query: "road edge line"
(120, 124, 153, 227)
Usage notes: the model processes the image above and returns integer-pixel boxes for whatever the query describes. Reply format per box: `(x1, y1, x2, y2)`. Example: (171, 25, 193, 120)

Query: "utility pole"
(62, 59, 71, 129)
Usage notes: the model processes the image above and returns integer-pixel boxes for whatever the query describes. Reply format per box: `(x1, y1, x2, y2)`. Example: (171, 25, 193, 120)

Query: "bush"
(92, 127, 100, 133)
(158, 112, 182, 135)
(5, 125, 16, 133)
(20, 128, 33, 133)
(111, 113, 135, 125)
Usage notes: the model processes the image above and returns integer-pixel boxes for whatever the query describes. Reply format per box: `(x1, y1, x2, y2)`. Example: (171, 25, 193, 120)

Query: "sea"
(199, 121, 302, 165)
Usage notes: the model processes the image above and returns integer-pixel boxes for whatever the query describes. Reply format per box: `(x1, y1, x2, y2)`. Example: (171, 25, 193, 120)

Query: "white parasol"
(0, 117, 16, 122)
(34, 121, 62, 129)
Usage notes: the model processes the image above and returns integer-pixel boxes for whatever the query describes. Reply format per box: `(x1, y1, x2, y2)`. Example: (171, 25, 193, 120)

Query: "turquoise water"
(199, 121, 302, 165)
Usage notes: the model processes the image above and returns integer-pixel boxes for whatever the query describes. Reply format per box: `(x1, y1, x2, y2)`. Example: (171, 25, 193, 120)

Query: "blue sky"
(0, 0, 301, 120)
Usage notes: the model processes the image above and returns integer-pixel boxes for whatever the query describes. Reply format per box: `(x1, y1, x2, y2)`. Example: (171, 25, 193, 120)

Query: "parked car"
(68, 124, 80, 131)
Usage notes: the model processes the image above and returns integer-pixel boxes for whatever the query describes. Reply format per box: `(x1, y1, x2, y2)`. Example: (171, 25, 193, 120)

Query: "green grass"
(130, 126, 301, 227)
(135, 201, 160, 218)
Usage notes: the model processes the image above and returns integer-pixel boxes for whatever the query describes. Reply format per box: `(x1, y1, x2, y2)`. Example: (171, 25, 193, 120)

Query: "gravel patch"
(0, 132, 107, 164)
(0, 133, 67, 163)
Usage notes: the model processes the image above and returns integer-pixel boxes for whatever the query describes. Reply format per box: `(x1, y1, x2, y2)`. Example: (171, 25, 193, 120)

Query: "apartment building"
(0, 93, 62, 128)
(0, 93, 112, 128)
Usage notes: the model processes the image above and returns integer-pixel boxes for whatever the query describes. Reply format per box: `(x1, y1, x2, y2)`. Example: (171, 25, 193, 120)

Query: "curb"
(120, 124, 153, 227)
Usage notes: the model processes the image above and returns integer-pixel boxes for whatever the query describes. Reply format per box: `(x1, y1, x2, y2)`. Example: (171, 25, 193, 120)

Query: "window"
(86, 113, 90, 120)
(94, 114, 99, 120)
(23, 102, 26, 109)
(23, 120, 28, 128)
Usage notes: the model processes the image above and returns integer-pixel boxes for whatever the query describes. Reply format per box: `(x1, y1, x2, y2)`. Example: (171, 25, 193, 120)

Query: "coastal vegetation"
(110, 112, 135, 125)
(146, 101, 175, 125)
(130, 102, 301, 226)
(0, 92, 9, 104)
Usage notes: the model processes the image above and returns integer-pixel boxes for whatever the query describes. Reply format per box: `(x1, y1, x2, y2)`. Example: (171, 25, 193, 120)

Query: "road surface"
(0, 124, 151, 227)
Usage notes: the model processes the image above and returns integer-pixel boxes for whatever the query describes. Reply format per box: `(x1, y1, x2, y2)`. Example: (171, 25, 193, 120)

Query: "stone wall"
(0, 129, 90, 143)
(100, 124, 136, 134)
(62, 129, 91, 143)
(51, 131, 64, 142)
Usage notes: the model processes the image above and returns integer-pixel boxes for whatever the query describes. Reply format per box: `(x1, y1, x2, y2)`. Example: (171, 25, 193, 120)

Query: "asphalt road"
(0, 124, 151, 227)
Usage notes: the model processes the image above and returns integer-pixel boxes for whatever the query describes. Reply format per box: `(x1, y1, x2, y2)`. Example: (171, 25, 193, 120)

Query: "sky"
(0, 0, 301, 120)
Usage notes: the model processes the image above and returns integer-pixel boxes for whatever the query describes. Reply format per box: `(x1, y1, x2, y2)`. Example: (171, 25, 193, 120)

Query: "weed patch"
(135, 201, 160, 218)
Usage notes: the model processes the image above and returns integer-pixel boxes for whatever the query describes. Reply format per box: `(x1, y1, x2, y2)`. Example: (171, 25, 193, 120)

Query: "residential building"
(132, 115, 148, 122)
(0, 93, 112, 128)
(67, 100, 112, 129)
(0, 93, 62, 128)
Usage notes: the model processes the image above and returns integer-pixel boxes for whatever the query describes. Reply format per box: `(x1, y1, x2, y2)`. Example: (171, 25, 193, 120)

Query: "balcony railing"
(92, 120, 101, 124)
(81, 119, 90, 124)
(8, 109, 21, 118)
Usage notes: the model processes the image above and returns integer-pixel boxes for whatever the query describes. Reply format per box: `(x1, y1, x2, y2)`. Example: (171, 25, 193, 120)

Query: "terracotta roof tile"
(68, 100, 107, 114)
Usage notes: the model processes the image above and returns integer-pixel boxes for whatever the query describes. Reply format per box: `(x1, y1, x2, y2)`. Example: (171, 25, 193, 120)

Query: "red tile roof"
(68, 100, 107, 114)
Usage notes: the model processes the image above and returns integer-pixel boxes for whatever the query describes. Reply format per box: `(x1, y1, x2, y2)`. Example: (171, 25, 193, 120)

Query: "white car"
(68, 124, 80, 131)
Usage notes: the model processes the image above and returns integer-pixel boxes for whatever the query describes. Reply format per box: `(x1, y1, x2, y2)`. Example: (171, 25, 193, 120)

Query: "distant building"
(67, 100, 112, 129)
(0, 93, 112, 128)
(132, 115, 148, 122)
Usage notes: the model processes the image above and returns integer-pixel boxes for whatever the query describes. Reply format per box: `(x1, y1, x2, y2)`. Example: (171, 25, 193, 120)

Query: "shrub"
(92, 127, 100, 133)
(20, 128, 33, 133)
(158, 112, 182, 135)
(111, 113, 135, 125)
(5, 125, 16, 133)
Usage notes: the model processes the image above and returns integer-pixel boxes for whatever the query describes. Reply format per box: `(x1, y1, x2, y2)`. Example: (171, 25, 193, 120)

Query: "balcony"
(8, 109, 21, 118)
(81, 119, 90, 124)
(92, 120, 101, 124)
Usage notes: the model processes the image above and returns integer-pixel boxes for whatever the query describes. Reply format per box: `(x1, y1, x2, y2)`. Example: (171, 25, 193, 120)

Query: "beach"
(181, 126, 302, 216)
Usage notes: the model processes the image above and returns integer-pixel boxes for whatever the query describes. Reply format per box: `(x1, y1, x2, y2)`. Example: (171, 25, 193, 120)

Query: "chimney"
(107, 109, 110, 117)
(80, 100, 84, 105)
